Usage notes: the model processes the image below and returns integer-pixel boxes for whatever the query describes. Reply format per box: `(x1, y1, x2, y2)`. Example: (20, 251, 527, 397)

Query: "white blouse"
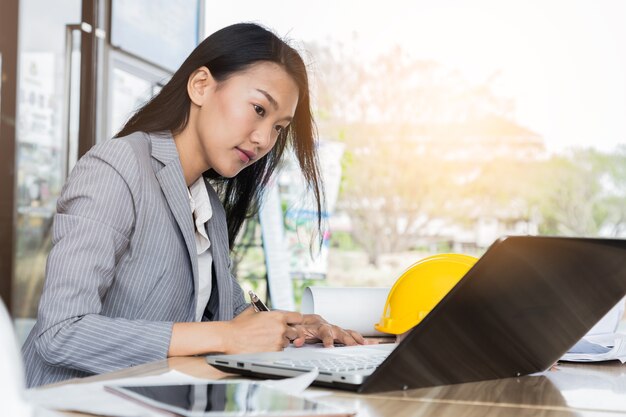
(188, 177, 213, 322)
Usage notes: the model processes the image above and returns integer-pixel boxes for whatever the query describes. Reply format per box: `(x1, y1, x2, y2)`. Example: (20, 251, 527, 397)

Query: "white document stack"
(561, 297, 626, 363)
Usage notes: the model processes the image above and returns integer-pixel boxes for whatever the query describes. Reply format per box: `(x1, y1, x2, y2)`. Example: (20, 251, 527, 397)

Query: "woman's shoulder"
(72, 132, 155, 191)
(89, 131, 151, 161)
(98, 131, 177, 165)
(83, 132, 156, 174)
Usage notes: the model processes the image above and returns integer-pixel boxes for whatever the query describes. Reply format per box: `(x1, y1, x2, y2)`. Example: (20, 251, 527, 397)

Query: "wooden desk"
(52, 356, 626, 417)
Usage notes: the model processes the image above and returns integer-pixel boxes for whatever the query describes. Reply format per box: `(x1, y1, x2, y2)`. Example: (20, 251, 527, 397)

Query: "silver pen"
(248, 290, 270, 312)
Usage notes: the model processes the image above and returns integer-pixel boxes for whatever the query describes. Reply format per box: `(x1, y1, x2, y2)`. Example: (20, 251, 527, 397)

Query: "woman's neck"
(173, 123, 209, 187)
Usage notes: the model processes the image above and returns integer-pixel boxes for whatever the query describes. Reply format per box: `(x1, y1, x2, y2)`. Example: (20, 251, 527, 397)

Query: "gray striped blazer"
(22, 131, 248, 387)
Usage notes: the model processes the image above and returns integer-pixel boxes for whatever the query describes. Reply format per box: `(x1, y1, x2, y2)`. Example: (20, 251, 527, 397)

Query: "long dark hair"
(116, 23, 324, 249)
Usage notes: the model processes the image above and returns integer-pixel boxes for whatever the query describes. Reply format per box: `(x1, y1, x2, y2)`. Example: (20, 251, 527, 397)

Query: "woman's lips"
(235, 147, 250, 163)
(235, 147, 256, 163)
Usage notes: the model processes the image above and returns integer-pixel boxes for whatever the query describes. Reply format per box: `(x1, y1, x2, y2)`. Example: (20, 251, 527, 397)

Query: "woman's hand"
(168, 307, 302, 357)
(222, 307, 303, 353)
(291, 314, 366, 348)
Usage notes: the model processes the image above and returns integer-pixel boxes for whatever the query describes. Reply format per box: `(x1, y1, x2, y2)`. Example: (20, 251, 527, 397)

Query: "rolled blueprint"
(301, 287, 391, 336)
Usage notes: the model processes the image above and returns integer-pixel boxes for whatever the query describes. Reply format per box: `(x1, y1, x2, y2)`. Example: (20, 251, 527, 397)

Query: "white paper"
(560, 299, 626, 363)
(586, 297, 626, 336)
(301, 287, 390, 336)
(260, 368, 342, 400)
(26, 370, 209, 417)
(26, 368, 323, 417)
(561, 333, 626, 363)
(262, 368, 319, 394)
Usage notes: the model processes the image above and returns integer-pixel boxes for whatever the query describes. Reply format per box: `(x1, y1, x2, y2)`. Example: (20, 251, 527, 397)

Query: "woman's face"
(192, 61, 299, 178)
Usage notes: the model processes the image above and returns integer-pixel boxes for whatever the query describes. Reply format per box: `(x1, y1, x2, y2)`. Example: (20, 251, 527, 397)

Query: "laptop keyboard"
(273, 354, 388, 372)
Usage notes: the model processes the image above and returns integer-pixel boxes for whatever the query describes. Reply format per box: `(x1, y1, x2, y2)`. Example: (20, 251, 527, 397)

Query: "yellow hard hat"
(375, 253, 478, 335)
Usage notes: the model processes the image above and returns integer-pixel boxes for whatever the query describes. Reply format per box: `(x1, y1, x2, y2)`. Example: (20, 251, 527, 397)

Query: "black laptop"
(206, 236, 626, 393)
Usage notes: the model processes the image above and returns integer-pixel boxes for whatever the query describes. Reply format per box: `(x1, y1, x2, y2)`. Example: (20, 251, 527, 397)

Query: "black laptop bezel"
(359, 236, 626, 393)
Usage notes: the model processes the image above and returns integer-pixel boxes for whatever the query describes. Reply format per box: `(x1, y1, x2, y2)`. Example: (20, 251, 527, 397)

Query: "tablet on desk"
(105, 381, 353, 417)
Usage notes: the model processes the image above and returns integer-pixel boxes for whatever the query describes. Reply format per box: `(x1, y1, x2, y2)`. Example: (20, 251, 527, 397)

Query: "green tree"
(536, 148, 626, 236)
(309, 41, 529, 264)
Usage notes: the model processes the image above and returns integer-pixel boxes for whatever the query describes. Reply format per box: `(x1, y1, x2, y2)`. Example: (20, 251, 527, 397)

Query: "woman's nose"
(251, 124, 274, 148)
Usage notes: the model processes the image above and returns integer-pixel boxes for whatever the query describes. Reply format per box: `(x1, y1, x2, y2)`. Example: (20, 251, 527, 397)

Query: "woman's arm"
(33, 139, 174, 375)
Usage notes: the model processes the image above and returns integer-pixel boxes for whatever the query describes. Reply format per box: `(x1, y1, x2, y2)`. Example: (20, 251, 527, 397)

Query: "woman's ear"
(187, 66, 215, 106)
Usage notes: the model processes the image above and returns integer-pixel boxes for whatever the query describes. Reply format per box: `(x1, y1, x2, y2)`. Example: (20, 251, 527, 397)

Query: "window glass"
(208, 1, 626, 305)
(13, 0, 81, 323)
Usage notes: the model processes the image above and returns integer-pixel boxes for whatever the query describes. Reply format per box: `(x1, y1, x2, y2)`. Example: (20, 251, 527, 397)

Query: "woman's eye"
(253, 104, 265, 117)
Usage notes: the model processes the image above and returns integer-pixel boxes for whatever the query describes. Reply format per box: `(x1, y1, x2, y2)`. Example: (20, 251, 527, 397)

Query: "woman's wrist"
(168, 321, 231, 357)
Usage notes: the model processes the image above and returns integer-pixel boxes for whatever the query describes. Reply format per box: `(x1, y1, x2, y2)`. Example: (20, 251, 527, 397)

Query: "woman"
(22, 23, 365, 388)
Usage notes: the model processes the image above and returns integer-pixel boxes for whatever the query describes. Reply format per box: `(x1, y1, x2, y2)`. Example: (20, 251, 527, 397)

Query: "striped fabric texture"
(22, 131, 248, 387)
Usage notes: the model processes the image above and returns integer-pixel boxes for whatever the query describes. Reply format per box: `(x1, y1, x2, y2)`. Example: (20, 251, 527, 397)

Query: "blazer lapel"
(204, 178, 234, 321)
(149, 132, 199, 315)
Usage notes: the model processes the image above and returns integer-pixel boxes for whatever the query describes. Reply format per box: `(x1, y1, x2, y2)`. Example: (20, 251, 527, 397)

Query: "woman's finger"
(291, 325, 307, 347)
(346, 329, 366, 345)
(331, 327, 358, 346)
(285, 325, 299, 342)
(318, 324, 336, 348)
